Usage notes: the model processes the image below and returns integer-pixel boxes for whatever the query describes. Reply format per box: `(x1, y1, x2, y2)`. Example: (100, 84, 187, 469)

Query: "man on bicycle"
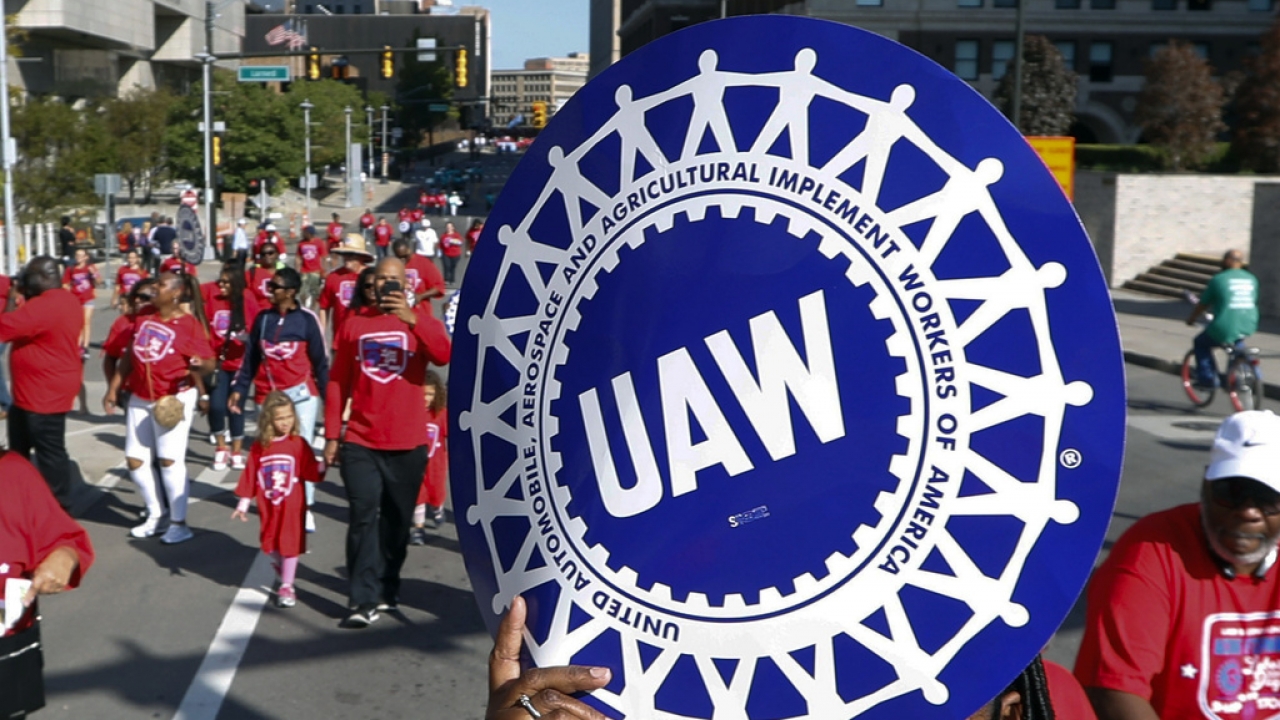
(1187, 249, 1259, 388)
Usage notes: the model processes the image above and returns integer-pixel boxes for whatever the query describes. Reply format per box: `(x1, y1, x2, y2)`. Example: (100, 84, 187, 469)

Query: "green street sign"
(428, 103, 450, 112)
(238, 66, 290, 82)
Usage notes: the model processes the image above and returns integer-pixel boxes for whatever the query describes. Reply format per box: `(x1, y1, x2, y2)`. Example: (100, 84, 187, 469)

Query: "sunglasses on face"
(261, 249, 278, 256)
(137, 294, 156, 302)
(268, 282, 292, 291)
(1210, 478, 1280, 515)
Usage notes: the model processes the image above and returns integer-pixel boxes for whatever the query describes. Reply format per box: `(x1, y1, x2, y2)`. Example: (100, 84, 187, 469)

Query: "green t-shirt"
(1202, 267, 1259, 345)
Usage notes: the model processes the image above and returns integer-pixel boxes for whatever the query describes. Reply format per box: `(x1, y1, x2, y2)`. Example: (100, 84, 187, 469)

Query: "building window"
(1249, 0, 1273, 10)
(993, 40, 1015, 79)
(856, 0, 884, 6)
(1188, 0, 1210, 9)
(958, 0, 982, 8)
(1152, 0, 1176, 8)
(1091, 0, 1115, 8)
(993, 0, 1018, 6)
(1089, 41, 1113, 82)
(1056, 0, 1081, 8)
(1054, 40, 1076, 70)
(1149, 41, 1167, 57)
(955, 40, 979, 80)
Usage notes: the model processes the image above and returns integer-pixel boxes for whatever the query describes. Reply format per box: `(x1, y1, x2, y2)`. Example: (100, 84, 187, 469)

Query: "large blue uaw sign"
(451, 15, 1124, 719)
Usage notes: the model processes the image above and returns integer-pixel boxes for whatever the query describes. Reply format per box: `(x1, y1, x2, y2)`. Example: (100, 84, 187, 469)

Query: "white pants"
(125, 387, 197, 521)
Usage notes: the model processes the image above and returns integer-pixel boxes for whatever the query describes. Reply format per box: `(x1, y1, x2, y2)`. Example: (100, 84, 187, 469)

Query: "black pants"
(339, 443, 427, 608)
(0, 621, 44, 718)
(8, 406, 72, 509)
(442, 255, 459, 284)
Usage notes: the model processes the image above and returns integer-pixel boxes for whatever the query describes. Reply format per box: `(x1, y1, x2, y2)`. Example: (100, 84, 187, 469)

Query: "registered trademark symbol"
(1059, 448, 1082, 469)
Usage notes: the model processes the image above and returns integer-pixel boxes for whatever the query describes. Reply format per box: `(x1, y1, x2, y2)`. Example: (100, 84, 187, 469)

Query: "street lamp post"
(0, 14, 17, 275)
(366, 105, 374, 180)
(301, 99, 314, 220)
(344, 105, 352, 208)
(380, 104, 389, 184)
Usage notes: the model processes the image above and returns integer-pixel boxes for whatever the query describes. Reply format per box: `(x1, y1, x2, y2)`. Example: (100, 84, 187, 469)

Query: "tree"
(1231, 18, 1280, 173)
(394, 47, 455, 149)
(283, 79, 370, 169)
(994, 35, 1078, 136)
(103, 87, 176, 203)
(1135, 40, 1226, 171)
(9, 96, 113, 223)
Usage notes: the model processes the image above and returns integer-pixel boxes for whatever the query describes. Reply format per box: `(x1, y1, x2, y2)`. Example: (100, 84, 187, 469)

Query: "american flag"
(264, 20, 306, 50)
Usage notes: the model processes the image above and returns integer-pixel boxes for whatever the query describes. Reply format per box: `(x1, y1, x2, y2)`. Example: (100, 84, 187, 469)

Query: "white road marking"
(173, 552, 275, 720)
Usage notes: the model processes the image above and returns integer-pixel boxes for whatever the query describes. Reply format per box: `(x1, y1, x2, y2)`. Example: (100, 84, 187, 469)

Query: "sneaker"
(213, 449, 230, 471)
(409, 527, 427, 546)
(277, 585, 297, 608)
(341, 604, 379, 629)
(130, 517, 160, 538)
(376, 594, 399, 612)
(160, 523, 194, 545)
(231, 453, 246, 470)
(305, 510, 316, 533)
(431, 506, 445, 528)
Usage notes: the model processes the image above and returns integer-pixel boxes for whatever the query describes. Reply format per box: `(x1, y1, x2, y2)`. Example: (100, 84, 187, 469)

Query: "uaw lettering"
(452, 16, 1123, 720)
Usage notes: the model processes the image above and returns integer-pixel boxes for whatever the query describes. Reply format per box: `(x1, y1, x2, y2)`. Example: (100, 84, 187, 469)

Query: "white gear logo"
(459, 45, 1095, 719)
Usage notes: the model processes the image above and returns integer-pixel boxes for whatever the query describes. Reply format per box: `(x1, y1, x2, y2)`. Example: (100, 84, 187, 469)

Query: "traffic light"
(380, 46, 394, 79)
(307, 47, 320, 81)
(212, 135, 222, 166)
(531, 101, 547, 129)
(331, 56, 349, 80)
(455, 48, 468, 88)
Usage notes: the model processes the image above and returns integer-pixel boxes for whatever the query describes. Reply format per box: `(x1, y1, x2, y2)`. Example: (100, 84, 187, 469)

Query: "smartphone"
(379, 280, 403, 300)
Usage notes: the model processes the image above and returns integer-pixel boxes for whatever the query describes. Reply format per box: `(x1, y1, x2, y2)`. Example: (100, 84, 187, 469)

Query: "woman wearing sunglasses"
(202, 264, 261, 471)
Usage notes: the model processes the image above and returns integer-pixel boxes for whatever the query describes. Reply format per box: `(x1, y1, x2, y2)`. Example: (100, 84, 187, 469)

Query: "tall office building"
(491, 53, 589, 128)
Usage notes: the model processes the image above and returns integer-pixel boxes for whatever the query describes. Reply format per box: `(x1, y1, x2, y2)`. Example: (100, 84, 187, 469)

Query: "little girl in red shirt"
(231, 392, 321, 608)
(62, 247, 100, 356)
(410, 370, 448, 546)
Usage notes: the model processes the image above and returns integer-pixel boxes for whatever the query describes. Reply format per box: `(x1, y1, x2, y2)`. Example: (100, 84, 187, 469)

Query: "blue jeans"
(0, 342, 11, 411)
(209, 368, 246, 441)
(295, 393, 319, 507)
(1194, 333, 1251, 388)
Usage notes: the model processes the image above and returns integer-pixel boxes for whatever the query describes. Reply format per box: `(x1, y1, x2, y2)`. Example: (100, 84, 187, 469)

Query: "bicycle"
(1182, 342, 1264, 411)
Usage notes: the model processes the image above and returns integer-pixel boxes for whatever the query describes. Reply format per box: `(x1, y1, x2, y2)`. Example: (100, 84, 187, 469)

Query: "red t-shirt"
(410, 208, 424, 224)
(466, 226, 483, 251)
(104, 313, 214, 401)
(326, 221, 343, 245)
(63, 264, 98, 303)
(397, 208, 411, 223)
(319, 266, 360, 331)
(359, 212, 374, 230)
(103, 312, 136, 359)
(374, 223, 393, 247)
(0, 275, 9, 313)
(1075, 503, 1280, 719)
(440, 231, 464, 258)
(235, 435, 320, 557)
(159, 257, 198, 276)
(202, 283, 261, 374)
(245, 265, 277, 308)
(0, 288, 83, 413)
(253, 232, 284, 257)
(404, 255, 445, 301)
(0, 452, 94, 637)
(325, 305, 451, 450)
(296, 238, 327, 275)
(418, 191, 429, 207)
(1043, 660, 1097, 720)
(116, 266, 149, 295)
(416, 406, 449, 508)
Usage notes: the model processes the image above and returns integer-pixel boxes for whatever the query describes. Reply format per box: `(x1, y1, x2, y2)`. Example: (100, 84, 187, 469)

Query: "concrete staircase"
(1122, 253, 1221, 299)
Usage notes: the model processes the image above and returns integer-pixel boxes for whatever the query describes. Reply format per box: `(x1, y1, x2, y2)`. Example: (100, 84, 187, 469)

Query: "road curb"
(1123, 350, 1280, 401)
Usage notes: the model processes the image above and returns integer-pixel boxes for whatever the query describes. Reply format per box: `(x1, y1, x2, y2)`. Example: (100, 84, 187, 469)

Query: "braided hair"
(982, 655, 1055, 720)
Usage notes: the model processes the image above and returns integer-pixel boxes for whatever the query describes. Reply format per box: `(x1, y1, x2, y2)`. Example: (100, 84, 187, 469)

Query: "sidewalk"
(1112, 288, 1280, 398)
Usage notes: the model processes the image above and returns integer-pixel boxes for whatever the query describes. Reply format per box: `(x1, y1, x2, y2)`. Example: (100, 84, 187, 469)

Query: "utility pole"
(366, 105, 374, 181)
(380, 104, 389, 183)
(1, 14, 17, 275)
(1012, 0, 1027, 133)
(301, 99, 314, 219)
(202, 1, 217, 248)
(344, 105, 352, 208)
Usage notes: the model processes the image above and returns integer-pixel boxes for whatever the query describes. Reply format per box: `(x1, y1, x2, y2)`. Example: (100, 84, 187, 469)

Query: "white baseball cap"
(237, 218, 247, 225)
(1206, 410, 1280, 491)
(265, 223, 277, 231)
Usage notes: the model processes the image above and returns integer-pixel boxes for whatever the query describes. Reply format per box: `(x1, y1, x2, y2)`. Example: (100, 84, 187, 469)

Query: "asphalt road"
(11, 250, 1257, 718)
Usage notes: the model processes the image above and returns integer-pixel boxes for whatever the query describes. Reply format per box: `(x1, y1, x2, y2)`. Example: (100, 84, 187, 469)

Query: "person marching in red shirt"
(393, 239, 445, 307)
(113, 250, 149, 310)
(103, 272, 215, 544)
(358, 208, 375, 246)
(409, 370, 448, 545)
(0, 256, 85, 508)
(0, 451, 94, 718)
(373, 216, 394, 261)
(246, 243, 285, 308)
(439, 221, 464, 285)
(62, 247, 100, 356)
(295, 225, 327, 310)
(418, 189, 429, 210)
(324, 257, 450, 627)
(409, 206, 424, 226)
(231, 391, 321, 609)
(466, 218, 484, 253)
(254, 224, 284, 259)
(326, 213, 344, 250)
(202, 265, 261, 470)
(319, 234, 373, 335)
(159, 253, 198, 277)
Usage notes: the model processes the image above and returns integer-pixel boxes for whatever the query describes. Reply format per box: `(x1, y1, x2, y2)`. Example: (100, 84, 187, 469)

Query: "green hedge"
(1075, 143, 1237, 173)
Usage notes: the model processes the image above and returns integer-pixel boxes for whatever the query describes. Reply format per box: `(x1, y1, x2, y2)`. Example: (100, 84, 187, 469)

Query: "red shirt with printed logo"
(440, 231, 464, 258)
(245, 265, 277, 308)
(232, 306, 328, 403)
(359, 212, 374, 230)
(326, 221, 343, 248)
(325, 305, 451, 450)
(374, 223, 393, 248)
(0, 452, 94, 638)
(1075, 503, 1280, 720)
(0, 288, 83, 413)
(159, 257, 198, 276)
(201, 282, 261, 374)
(404, 254, 445, 301)
(63, 264, 98, 303)
(319, 266, 360, 331)
(103, 313, 213, 401)
(116, 266, 149, 295)
(234, 435, 320, 557)
(416, 405, 449, 508)
(297, 238, 327, 275)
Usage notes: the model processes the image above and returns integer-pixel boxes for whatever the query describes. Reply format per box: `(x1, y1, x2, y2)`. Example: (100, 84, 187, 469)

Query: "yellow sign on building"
(1026, 136, 1075, 200)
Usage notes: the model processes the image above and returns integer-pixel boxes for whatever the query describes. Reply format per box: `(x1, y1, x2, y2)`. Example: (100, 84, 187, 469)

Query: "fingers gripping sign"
(488, 596, 612, 720)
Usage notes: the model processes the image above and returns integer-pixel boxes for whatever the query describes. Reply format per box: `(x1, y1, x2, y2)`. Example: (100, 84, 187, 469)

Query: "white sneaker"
(160, 523, 194, 544)
(305, 511, 316, 533)
(130, 518, 160, 538)
(231, 453, 246, 470)
(213, 449, 230, 471)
